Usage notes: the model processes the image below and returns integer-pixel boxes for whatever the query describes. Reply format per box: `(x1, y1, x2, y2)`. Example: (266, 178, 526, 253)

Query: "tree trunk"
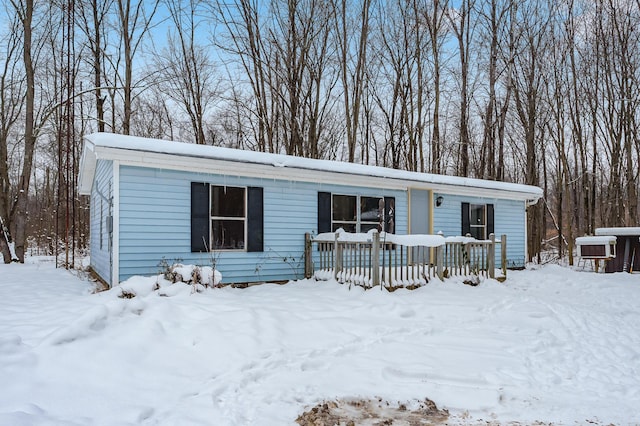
(12, 0, 36, 262)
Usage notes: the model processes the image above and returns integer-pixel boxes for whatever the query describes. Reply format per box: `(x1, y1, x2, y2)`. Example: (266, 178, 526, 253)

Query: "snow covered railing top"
(305, 230, 507, 285)
(313, 228, 446, 247)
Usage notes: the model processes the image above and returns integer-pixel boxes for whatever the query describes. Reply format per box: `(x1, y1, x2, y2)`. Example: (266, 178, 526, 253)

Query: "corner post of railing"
(488, 233, 495, 279)
(372, 231, 381, 288)
(334, 232, 342, 281)
(501, 234, 507, 278)
(436, 245, 444, 281)
(304, 232, 313, 279)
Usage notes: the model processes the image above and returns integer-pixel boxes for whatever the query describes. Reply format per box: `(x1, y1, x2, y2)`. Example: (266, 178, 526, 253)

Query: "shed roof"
(78, 132, 543, 202)
(595, 227, 640, 236)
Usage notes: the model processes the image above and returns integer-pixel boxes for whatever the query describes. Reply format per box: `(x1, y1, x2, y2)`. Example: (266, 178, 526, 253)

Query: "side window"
(360, 196, 384, 232)
(211, 185, 246, 250)
(191, 182, 263, 252)
(332, 195, 357, 232)
(462, 202, 494, 240)
(469, 204, 486, 239)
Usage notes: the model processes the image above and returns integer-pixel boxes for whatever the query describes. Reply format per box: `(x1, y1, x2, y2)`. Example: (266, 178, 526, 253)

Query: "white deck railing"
(304, 230, 507, 289)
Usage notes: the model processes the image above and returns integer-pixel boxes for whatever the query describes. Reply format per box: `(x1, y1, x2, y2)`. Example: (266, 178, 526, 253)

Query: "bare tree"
(213, 0, 277, 153)
(475, 0, 513, 180)
(113, 0, 159, 134)
(423, 0, 448, 173)
(333, 0, 372, 162)
(155, 0, 218, 145)
(510, 0, 553, 262)
(598, 0, 640, 227)
(77, 0, 113, 133)
(4, 0, 60, 262)
(269, 0, 335, 157)
(0, 15, 25, 262)
(371, 0, 430, 171)
(447, 0, 476, 177)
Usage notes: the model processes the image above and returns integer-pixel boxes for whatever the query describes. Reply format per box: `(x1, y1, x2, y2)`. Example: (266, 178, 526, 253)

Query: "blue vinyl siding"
(432, 193, 526, 268)
(433, 193, 525, 267)
(493, 199, 527, 267)
(89, 160, 113, 284)
(117, 166, 407, 283)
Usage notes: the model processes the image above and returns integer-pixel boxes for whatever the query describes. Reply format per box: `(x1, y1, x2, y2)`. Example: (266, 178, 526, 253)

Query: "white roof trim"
(78, 133, 543, 201)
(595, 227, 640, 236)
(78, 138, 97, 195)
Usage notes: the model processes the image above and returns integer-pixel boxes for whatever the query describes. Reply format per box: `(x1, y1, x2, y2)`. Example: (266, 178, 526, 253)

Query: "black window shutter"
(318, 192, 331, 233)
(461, 202, 470, 236)
(247, 187, 264, 252)
(486, 203, 494, 236)
(191, 182, 210, 252)
(384, 196, 395, 233)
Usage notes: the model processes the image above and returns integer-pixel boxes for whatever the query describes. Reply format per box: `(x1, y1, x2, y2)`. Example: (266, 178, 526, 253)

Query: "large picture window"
(318, 192, 394, 234)
(211, 185, 246, 250)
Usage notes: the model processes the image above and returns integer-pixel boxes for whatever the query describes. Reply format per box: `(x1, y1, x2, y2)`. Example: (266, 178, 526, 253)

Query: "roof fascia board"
(94, 145, 539, 201)
(95, 146, 408, 191)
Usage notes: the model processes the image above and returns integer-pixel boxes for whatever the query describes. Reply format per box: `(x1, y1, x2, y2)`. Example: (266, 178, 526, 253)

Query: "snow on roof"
(81, 132, 543, 200)
(575, 236, 617, 245)
(595, 227, 640, 236)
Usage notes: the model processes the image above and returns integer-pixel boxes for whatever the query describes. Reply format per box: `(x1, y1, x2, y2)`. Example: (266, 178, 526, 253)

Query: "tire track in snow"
(203, 323, 436, 424)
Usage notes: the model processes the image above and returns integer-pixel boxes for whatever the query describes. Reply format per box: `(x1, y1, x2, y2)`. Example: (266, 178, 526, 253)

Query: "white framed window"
(211, 185, 246, 250)
(331, 194, 390, 233)
(462, 202, 494, 240)
(469, 204, 486, 239)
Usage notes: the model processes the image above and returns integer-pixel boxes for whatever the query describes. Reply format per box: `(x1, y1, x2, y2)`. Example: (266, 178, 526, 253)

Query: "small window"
(469, 204, 486, 240)
(332, 194, 357, 232)
(211, 185, 246, 250)
(360, 196, 384, 232)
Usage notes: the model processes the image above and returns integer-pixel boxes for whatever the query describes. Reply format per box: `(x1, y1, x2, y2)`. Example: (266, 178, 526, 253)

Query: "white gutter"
(111, 161, 120, 287)
(86, 144, 542, 202)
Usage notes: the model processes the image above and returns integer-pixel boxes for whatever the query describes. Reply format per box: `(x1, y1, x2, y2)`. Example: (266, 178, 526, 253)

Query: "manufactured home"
(78, 133, 543, 287)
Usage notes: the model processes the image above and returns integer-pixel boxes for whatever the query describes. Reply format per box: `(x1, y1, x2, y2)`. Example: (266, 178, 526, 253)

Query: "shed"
(78, 133, 543, 286)
(575, 235, 616, 272)
(595, 227, 640, 273)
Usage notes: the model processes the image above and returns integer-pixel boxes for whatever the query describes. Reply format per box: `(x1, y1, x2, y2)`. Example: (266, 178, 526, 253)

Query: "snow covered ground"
(1, 258, 639, 425)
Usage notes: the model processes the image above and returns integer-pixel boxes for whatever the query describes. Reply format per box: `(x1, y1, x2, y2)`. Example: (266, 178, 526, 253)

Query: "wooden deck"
(304, 230, 507, 289)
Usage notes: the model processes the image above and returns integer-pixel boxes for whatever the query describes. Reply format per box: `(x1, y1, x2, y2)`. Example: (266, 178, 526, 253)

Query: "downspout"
(112, 161, 120, 287)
